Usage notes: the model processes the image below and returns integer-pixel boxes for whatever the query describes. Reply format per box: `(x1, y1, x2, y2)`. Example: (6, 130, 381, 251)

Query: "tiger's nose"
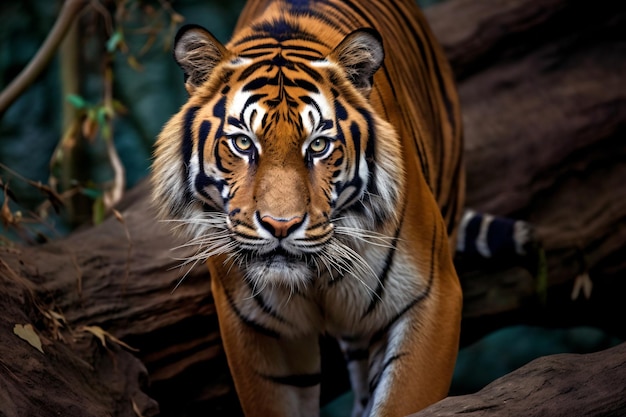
(259, 214, 305, 238)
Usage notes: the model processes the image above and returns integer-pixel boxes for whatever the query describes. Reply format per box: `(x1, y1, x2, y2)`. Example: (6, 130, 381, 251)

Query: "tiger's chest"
(226, 244, 427, 339)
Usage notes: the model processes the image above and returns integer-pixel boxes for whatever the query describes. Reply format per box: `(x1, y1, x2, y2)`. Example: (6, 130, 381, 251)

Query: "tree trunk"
(1, 0, 625, 416)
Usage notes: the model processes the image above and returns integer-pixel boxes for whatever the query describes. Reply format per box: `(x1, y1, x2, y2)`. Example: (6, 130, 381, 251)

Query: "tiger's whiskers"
(321, 238, 382, 300)
(161, 214, 232, 292)
(333, 225, 395, 249)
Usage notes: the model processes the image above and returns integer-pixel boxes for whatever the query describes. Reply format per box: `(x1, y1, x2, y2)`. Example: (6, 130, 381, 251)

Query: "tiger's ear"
(329, 28, 384, 97)
(174, 24, 230, 94)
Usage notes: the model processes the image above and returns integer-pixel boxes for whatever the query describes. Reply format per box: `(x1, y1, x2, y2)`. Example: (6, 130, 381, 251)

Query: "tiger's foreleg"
(366, 271, 462, 416)
(338, 339, 372, 417)
(209, 262, 321, 417)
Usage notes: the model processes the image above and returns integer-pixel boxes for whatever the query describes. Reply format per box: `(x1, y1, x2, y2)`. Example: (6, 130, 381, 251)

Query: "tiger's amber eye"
(233, 135, 253, 152)
(309, 137, 328, 154)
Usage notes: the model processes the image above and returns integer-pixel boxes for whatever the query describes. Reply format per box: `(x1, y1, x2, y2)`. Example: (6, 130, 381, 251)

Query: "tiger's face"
(152, 24, 404, 290)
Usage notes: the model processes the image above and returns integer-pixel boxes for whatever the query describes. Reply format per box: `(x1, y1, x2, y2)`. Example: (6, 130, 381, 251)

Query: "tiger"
(151, 0, 464, 415)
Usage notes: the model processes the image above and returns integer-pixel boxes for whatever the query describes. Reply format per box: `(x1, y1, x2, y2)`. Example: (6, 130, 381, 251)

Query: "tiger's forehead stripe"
(238, 42, 327, 58)
(220, 46, 339, 143)
(231, 44, 336, 110)
(300, 96, 334, 136)
(227, 90, 267, 137)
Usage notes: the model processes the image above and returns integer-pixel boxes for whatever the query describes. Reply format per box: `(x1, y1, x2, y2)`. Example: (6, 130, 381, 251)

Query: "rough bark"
(1, 0, 625, 416)
(408, 342, 626, 417)
(0, 183, 229, 417)
(426, 0, 626, 345)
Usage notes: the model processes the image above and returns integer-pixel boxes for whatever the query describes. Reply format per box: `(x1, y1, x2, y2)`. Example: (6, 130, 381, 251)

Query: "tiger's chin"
(243, 252, 316, 293)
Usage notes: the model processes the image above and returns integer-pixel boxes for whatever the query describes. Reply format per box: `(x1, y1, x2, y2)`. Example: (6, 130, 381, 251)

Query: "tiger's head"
(151, 21, 405, 290)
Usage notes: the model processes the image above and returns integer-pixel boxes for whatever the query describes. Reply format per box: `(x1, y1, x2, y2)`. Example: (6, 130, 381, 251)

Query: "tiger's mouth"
(242, 246, 314, 267)
(240, 245, 319, 289)
(265, 247, 295, 259)
(258, 247, 307, 263)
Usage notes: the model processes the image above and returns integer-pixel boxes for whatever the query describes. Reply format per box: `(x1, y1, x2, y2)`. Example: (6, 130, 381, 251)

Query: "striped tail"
(455, 209, 535, 259)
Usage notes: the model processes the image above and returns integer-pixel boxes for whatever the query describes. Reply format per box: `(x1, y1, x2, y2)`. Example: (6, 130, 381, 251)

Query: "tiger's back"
(234, 0, 464, 233)
(151, 0, 463, 416)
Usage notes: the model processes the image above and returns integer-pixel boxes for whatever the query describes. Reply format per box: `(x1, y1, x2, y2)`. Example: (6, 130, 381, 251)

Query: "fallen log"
(0, 183, 227, 417)
(409, 342, 626, 417)
(427, 0, 626, 344)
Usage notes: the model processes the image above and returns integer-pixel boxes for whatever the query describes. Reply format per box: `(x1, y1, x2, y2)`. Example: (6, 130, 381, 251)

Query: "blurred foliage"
(0, 0, 245, 242)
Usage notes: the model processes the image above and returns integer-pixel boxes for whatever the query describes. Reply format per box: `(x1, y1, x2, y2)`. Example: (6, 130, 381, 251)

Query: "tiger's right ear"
(329, 28, 384, 98)
(174, 24, 230, 94)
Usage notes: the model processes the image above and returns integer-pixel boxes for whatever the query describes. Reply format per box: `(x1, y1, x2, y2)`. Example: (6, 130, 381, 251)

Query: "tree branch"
(0, 0, 88, 116)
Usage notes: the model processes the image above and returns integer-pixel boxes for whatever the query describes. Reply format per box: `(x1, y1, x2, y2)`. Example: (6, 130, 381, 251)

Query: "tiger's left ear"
(174, 24, 231, 95)
(329, 28, 384, 97)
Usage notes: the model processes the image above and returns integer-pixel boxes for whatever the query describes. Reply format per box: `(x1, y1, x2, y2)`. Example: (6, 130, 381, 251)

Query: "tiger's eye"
(233, 135, 253, 152)
(309, 137, 328, 154)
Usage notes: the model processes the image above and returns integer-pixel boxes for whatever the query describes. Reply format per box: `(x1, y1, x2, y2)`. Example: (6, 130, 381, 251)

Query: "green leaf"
(96, 106, 108, 125)
(92, 196, 106, 225)
(80, 187, 102, 200)
(111, 99, 127, 114)
(86, 107, 97, 124)
(106, 30, 123, 53)
(66, 94, 87, 109)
